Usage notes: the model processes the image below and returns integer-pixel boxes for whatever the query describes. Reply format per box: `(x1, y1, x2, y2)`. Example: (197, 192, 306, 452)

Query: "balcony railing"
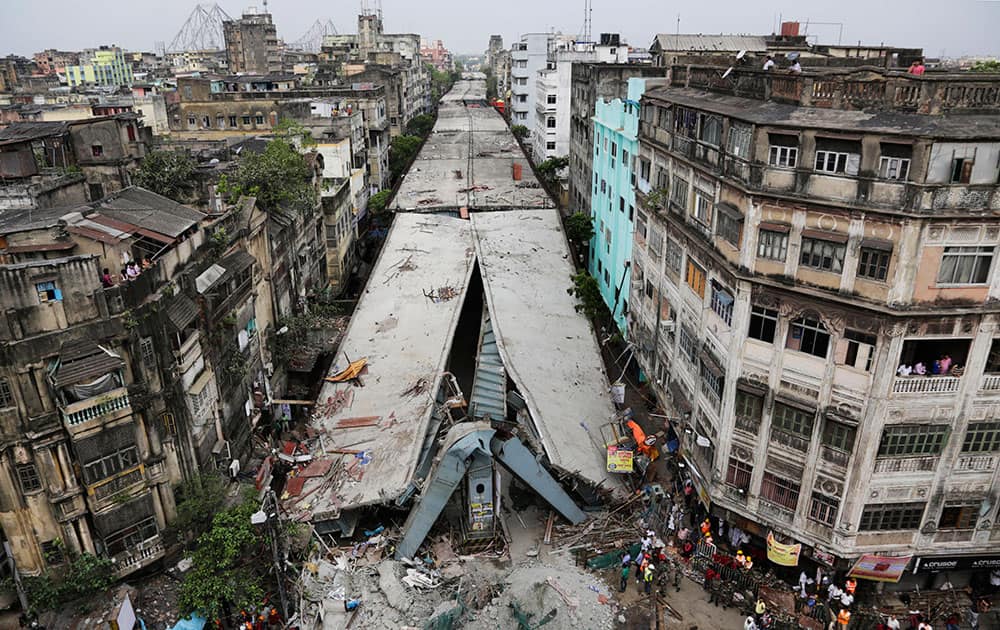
(758, 499, 796, 524)
(820, 445, 850, 469)
(981, 374, 1000, 392)
(671, 135, 695, 159)
(672, 64, 1000, 115)
(90, 466, 145, 501)
(770, 428, 811, 453)
(955, 454, 996, 472)
(113, 537, 164, 576)
(734, 415, 760, 435)
(873, 456, 939, 474)
(892, 376, 960, 395)
(61, 387, 131, 426)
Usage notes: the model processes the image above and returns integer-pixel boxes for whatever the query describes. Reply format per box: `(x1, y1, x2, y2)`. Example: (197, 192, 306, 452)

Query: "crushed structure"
(278, 76, 621, 570)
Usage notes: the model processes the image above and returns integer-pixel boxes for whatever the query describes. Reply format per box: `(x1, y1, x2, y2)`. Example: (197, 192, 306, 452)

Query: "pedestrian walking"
(672, 558, 682, 592)
(620, 564, 630, 593)
(745, 616, 758, 630)
(644, 563, 655, 594)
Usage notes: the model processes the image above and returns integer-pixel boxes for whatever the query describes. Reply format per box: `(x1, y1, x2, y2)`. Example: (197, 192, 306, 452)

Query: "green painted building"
(66, 47, 134, 87)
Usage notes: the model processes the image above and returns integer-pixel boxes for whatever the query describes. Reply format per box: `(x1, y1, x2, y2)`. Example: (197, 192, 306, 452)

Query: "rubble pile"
(466, 556, 617, 630)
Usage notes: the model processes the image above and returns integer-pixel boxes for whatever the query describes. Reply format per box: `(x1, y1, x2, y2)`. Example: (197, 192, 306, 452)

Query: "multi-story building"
(532, 33, 629, 161)
(223, 10, 281, 75)
(318, 12, 430, 136)
(33, 50, 81, 77)
(420, 40, 453, 72)
(0, 114, 150, 211)
(568, 62, 666, 218)
(630, 64, 1000, 582)
(167, 76, 390, 193)
(486, 35, 504, 72)
(510, 33, 563, 129)
(589, 78, 666, 335)
(65, 47, 135, 88)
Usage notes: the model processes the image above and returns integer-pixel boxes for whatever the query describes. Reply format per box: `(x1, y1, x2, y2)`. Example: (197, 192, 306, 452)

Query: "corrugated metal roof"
(54, 341, 123, 388)
(165, 293, 200, 330)
(653, 34, 768, 53)
(95, 187, 203, 238)
(469, 310, 506, 422)
(0, 121, 69, 146)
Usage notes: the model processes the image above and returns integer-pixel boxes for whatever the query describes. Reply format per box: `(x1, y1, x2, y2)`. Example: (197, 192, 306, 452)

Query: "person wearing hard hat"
(644, 563, 655, 594)
(754, 598, 766, 624)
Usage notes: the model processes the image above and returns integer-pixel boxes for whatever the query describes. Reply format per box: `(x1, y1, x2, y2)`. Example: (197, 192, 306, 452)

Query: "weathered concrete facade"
(630, 65, 1000, 577)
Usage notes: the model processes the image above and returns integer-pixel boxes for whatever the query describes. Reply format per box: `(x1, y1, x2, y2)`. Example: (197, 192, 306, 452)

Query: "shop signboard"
(606, 446, 634, 473)
(914, 555, 1000, 573)
(766, 531, 801, 567)
(848, 554, 911, 582)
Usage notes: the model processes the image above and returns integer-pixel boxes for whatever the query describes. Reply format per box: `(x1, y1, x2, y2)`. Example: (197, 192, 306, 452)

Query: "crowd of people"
(896, 354, 963, 377)
(99, 257, 153, 288)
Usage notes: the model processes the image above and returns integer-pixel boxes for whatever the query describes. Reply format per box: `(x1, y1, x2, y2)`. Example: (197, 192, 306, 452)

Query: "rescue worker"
(620, 563, 630, 592)
(837, 607, 852, 628)
(671, 558, 683, 592)
(644, 563, 655, 594)
(845, 577, 857, 595)
(755, 598, 767, 624)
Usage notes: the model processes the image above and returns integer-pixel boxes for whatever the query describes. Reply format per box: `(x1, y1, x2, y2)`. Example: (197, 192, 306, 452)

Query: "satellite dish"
(736, 50, 747, 60)
(722, 67, 734, 79)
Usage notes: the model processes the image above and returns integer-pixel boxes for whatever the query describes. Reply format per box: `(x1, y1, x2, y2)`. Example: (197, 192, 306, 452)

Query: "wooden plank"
(333, 416, 382, 429)
(270, 399, 315, 405)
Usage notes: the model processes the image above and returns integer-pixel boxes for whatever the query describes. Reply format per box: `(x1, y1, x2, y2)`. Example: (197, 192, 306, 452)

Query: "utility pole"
(254, 489, 289, 621)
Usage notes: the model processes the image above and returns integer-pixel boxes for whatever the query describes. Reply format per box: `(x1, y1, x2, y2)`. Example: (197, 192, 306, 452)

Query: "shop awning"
(848, 554, 912, 583)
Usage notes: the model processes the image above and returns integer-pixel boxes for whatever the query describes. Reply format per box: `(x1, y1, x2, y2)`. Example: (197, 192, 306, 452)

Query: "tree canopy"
(565, 211, 595, 244)
(178, 497, 266, 620)
(219, 139, 316, 213)
(368, 189, 392, 214)
(405, 113, 436, 138)
(567, 271, 608, 321)
(389, 134, 424, 182)
(133, 150, 197, 202)
(511, 125, 529, 140)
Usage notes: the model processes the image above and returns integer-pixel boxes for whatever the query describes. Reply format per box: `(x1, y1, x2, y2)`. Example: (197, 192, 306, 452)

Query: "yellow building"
(65, 47, 134, 87)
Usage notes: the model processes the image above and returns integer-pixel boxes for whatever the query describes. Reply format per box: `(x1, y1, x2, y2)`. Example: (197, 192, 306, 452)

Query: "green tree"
(567, 271, 609, 321)
(970, 60, 1000, 73)
(368, 189, 392, 214)
(219, 139, 316, 214)
(389, 134, 423, 181)
(172, 473, 227, 542)
(643, 187, 669, 210)
(273, 118, 317, 147)
(178, 497, 265, 620)
(23, 551, 115, 612)
(405, 113, 436, 138)
(536, 156, 569, 188)
(133, 150, 196, 202)
(511, 125, 529, 140)
(565, 211, 595, 244)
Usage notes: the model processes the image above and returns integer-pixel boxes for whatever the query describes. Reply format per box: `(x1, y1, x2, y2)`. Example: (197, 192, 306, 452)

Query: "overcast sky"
(2, 0, 998, 59)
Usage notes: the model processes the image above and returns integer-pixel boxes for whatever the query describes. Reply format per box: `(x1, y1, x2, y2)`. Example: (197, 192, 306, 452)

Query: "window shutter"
(846, 154, 860, 176)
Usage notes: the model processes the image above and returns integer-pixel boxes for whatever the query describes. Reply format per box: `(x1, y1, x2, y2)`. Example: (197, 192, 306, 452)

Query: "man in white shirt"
(839, 591, 854, 608)
(827, 582, 842, 603)
(763, 55, 775, 71)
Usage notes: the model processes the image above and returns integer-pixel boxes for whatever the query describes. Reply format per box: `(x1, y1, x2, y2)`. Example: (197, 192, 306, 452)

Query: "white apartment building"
(531, 33, 628, 161)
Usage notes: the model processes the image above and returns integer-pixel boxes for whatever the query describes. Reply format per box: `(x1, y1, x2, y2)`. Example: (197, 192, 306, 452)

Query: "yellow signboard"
(606, 446, 634, 473)
(766, 531, 801, 567)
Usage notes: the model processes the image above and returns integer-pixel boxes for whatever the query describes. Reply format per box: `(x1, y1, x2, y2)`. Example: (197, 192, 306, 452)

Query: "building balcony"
(61, 387, 131, 429)
(671, 64, 1000, 115)
(891, 375, 960, 395)
(820, 445, 850, 470)
(873, 456, 939, 474)
(757, 498, 796, 525)
(112, 536, 164, 577)
(770, 428, 811, 453)
(955, 454, 996, 473)
(89, 466, 145, 502)
(980, 374, 1000, 392)
(734, 414, 760, 436)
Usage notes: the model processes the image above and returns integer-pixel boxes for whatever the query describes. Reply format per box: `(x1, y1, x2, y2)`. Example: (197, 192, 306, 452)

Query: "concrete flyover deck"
(392, 76, 553, 212)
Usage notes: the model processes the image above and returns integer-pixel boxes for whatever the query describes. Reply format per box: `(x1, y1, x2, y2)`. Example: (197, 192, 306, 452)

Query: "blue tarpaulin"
(167, 614, 206, 630)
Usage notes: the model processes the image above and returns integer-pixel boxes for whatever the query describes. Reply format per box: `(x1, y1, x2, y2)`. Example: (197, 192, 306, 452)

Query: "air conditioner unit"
(659, 321, 675, 333)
